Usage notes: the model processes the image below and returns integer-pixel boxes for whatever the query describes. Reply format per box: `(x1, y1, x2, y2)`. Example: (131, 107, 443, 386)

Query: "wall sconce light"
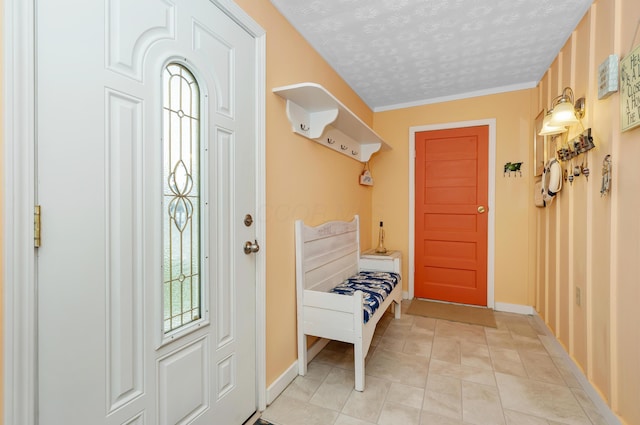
(538, 109, 567, 136)
(549, 87, 585, 126)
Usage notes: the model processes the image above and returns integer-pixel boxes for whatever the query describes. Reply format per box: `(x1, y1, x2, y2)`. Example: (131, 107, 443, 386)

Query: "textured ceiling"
(269, 0, 593, 111)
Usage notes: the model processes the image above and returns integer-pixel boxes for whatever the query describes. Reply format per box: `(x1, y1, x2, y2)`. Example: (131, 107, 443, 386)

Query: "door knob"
(477, 206, 486, 214)
(243, 240, 260, 255)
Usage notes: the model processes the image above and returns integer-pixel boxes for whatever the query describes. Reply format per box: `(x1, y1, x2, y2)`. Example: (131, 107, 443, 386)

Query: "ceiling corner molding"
(373, 81, 539, 112)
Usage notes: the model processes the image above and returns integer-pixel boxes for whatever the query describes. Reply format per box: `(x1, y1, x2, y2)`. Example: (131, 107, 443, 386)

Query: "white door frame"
(2, 1, 268, 424)
(408, 119, 496, 308)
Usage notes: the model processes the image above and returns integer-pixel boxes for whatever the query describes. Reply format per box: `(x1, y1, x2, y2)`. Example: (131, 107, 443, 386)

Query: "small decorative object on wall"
(568, 163, 582, 185)
(573, 128, 595, 154)
(620, 23, 640, 132)
(533, 110, 545, 176)
(582, 155, 590, 181)
(554, 129, 595, 187)
(359, 162, 373, 186)
(598, 54, 619, 100)
(503, 162, 523, 177)
(556, 128, 594, 162)
(541, 158, 562, 205)
(601, 154, 612, 197)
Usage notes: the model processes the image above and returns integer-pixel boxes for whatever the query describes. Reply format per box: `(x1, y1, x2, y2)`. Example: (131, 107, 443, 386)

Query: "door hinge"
(34, 205, 41, 248)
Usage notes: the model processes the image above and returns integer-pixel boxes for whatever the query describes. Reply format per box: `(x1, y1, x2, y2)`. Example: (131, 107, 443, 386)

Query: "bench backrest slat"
(295, 216, 360, 293)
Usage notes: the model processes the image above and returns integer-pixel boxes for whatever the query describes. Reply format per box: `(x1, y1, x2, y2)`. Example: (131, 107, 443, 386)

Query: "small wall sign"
(598, 55, 618, 100)
(620, 44, 640, 132)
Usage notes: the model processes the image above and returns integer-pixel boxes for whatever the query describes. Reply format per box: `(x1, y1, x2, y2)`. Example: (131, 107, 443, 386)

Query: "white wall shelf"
(273, 82, 391, 162)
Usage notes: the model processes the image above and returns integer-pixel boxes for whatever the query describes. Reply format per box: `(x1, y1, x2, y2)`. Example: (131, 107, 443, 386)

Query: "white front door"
(36, 0, 259, 423)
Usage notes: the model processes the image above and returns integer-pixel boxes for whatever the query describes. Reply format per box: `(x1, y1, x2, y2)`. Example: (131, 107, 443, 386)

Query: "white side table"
(360, 250, 402, 274)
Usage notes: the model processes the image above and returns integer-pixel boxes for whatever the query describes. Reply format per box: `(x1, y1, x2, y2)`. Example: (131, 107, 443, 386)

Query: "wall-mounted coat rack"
(503, 162, 523, 177)
(556, 128, 594, 161)
(273, 83, 391, 162)
(556, 128, 594, 184)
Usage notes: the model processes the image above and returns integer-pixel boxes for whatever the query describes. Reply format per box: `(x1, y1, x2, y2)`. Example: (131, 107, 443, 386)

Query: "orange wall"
(234, 0, 376, 387)
(535, 0, 640, 423)
(372, 89, 536, 307)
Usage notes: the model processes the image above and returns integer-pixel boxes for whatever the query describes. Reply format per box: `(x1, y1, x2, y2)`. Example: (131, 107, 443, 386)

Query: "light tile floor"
(261, 301, 611, 425)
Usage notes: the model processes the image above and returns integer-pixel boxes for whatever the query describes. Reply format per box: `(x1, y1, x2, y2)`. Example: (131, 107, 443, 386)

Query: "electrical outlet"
(575, 287, 582, 306)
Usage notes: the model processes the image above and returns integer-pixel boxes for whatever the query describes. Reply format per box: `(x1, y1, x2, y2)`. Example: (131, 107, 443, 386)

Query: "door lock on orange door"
(477, 206, 486, 214)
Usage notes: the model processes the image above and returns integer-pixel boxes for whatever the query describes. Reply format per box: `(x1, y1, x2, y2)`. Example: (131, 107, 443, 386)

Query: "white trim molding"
(2, 0, 267, 421)
(266, 361, 299, 406)
(375, 81, 537, 112)
(266, 338, 330, 405)
(494, 302, 535, 315)
(532, 313, 622, 425)
(3, 0, 37, 423)
(408, 119, 496, 308)
(255, 30, 268, 412)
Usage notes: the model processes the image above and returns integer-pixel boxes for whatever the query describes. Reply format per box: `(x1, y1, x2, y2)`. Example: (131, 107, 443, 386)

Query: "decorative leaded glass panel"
(162, 63, 201, 333)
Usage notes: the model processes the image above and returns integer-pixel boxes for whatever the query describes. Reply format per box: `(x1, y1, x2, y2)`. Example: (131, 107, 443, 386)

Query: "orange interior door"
(415, 126, 488, 305)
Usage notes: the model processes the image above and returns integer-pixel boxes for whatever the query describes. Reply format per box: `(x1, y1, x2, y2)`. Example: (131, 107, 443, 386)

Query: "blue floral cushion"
(329, 271, 401, 323)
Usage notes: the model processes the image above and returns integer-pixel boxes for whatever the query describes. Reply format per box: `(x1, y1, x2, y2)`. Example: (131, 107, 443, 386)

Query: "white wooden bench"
(295, 215, 402, 391)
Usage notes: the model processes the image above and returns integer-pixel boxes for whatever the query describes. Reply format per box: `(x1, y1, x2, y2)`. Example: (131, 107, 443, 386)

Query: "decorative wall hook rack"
(556, 128, 594, 162)
(273, 82, 391, 162)
(503, 162, 523, 177)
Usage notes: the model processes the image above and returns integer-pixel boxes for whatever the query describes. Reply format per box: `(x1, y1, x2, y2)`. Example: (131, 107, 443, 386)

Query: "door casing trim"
(408, 120, 496, 307)
(2, 1, 268, 424)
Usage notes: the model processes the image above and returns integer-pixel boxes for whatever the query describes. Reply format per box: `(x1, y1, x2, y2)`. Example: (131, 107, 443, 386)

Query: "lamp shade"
(550, 101, 579, 126)
(539, 112, 567, 136)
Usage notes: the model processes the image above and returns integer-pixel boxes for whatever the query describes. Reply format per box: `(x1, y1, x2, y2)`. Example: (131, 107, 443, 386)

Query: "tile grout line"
(417, 318, 439, 425)
(485, 325, 510, 425)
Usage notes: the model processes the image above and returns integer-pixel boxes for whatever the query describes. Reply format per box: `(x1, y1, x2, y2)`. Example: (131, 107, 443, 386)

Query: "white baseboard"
(266, 361, 297, 406)
(532, 313, 622, 425)
(403, 291, 410, 299)
(265, 338, 330, 406)
(494, 302, 535, 315)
